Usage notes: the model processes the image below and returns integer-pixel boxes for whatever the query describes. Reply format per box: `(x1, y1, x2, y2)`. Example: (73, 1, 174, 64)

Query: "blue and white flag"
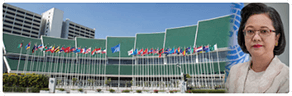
(226, 3, 250, 81)
(111, 44, 120, 53)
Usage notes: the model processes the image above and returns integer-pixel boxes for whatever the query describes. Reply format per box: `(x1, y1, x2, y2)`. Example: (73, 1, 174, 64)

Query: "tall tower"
(41, 8, 64, 38)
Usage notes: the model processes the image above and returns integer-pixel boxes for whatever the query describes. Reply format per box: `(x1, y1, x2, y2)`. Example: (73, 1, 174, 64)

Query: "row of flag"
(18, 42, 106, 55)
(127, 44, 218, 57)
(19, 43, 218, 57)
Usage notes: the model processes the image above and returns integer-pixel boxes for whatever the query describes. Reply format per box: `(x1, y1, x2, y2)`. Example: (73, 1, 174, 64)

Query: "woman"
(226, 3, 288, 93)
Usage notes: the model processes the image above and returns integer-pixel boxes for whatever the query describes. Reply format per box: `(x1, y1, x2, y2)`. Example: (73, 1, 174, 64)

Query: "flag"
(81, 48, 86, 54)
(75, 47, 81, 53)
(54, 46, 60, 53)
(173, 48, 177, 54)
(25, 42, 31, 50)
(147, 48, 153, 54)
(143, 48, 148, 55)
(96, 48, 102, 53)
(64, 47, 71, 53)
(176, 47, 180, 54)
(50, 46, 55, 53)
(138, 49, 143, 55)
(226, 3, 250, 82)
(214, 44, 218, 51)
(70, 47, 75, 53)
(182, 49, 186, 56)
(169, 48, 174, 54)
(38, 44, 44, 51)
(193, 47, 197, 53)
(158, 48, 164, 58)
(132, 49, 138, 55)
(18, 43, 23, 48)
(203, 45, 210, 53)
(186, 47, 191, 54)
(43, 46, 48, 52)
(85, 47, 91, 54)
(196, 46, 203, 52)
(164, 48, 170, 56)
(59, 46, 65, 53)
(128, 49, 133, 56)
(152, 49, 158, 54)
(92, 48, 101, 55)
(46, 46, 52, 52)
(102, 49, 106, 54)
(111, 44, 120, 53)
(32, 44, 37, 53)
(190, 47, 194, 54)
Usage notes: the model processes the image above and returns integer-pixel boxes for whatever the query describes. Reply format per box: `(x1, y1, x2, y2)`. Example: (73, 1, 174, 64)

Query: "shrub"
(30, 87, 41, 93)
(78, 88, 83, 92)
(136, 90, 142, 93)
(97, 89, 102, 92)
(109, 89, 115, 93)
(122, 90, 130, 93)
(188, 89, 226, 93)
(57, 88, 65, 91)
(154, 90, 158, 93)
(173, 90, 178, 93)
(41, 88, 49, 91)
(169, 90, 174, 93)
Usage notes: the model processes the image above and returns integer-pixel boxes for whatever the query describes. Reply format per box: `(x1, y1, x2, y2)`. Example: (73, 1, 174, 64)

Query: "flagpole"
(42, 44, 48, 76)
(147, 48, 150, 89)
(199, 46, 203, 87)
(23, 42, 30, 74)
(195, 46, 199, 87)
(208, 45, 214, 89)
(59, 48, 64, 88)
(118, 44, 121, 92)
(215, 44, 221, 85)
(30, 43, 37, 74)
(205, 45, 209, 87)
(190, 46, 194, 87)
(36, 45, 43, 75)
(131, 48, 133, 90)
(99, 48, 101, 88)
(104, 48, 107, 90)
(17, 41, 24, 74)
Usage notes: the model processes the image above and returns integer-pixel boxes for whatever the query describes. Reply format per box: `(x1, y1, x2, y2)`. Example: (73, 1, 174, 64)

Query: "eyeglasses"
(243, 28, 276, 37)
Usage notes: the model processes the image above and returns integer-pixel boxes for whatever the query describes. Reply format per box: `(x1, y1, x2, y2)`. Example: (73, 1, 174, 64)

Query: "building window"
(48, 16, 50, 18)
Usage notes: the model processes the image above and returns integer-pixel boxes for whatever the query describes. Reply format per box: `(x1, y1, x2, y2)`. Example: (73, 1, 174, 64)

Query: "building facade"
(61, 19, 95, 39)
(2, 3, 43, 38)
(3, 14, 231, 91)
(2, 3, 95, 39)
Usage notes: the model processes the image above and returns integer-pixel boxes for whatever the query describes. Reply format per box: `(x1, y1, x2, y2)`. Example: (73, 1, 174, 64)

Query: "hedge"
(3, 86, 41, 93)
(3, 73, 49, 88)
(186, 89, 226, 93)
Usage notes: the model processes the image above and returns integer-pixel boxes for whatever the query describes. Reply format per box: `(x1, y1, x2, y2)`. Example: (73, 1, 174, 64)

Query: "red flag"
(64, 47, 71, 53)
(143, 48, 148, 55)
(158, 48, 164, 58)
(92, 48, 101, 55)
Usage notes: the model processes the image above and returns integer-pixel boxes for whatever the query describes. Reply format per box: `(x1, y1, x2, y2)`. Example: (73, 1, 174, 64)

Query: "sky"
(7, 3, 232, 39)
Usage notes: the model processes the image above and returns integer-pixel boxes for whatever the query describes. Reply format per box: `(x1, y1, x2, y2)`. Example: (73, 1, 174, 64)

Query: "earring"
(276, 42, 278, 46)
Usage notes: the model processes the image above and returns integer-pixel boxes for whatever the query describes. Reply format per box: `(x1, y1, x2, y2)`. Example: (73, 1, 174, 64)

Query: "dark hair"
(238, 3, 286, 55)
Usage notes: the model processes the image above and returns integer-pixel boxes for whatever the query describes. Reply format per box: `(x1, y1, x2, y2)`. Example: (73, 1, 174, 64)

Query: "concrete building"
(61, 19, 95, 39)
(2, 3, 43, 38)
(2, 3, 95, 39)
(41, 7, 64, 38)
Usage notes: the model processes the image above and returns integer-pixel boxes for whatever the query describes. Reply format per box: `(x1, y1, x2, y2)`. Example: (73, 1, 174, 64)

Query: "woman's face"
(244, 13, 280, 57)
